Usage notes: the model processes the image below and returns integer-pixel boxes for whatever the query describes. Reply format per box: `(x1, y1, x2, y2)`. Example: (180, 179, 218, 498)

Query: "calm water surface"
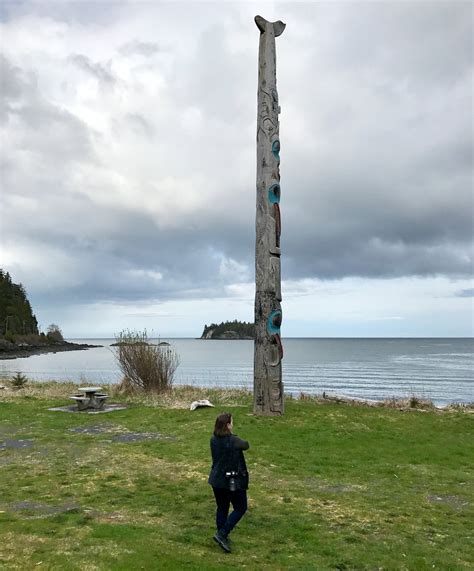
(0, 338, 472, 406)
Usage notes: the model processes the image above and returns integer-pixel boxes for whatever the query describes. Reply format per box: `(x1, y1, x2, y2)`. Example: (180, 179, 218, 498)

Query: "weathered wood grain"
(254, 15, 285, 415)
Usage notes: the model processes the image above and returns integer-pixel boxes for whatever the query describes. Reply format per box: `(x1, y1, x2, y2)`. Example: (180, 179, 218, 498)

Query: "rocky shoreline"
(200, 332, 253, 340)
(0, 341, 102, 360)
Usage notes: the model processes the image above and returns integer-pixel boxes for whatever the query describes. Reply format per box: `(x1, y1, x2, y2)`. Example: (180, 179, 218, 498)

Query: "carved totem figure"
(253, 15, 285, 415)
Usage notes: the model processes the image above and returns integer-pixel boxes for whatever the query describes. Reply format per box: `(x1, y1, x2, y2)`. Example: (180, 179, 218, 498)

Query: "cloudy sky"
(1, 0, 472, 338)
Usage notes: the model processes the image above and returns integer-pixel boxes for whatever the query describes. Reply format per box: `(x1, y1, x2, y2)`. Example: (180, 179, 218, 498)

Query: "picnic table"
(70, 386, 109, 411)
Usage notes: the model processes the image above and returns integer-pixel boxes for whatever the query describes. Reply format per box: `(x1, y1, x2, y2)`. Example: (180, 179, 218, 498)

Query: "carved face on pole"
(253, 15, 285, 416)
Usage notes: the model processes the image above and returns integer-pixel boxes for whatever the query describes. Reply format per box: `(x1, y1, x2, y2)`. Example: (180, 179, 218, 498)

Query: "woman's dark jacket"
(208, 434, 249, 490)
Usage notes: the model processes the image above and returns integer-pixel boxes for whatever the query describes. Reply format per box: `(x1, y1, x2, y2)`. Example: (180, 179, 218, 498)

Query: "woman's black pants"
(212, 487, 247, 536)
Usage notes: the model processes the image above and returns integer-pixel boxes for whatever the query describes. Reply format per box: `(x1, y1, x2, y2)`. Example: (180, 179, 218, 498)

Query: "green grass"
(0, 386, 472, 570)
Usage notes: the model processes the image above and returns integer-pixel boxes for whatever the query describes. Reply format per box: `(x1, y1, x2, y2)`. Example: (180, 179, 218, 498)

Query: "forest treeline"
(0, 270, 39, 337)
(201, 320, 255, 339)
(0, 269, 64, 345)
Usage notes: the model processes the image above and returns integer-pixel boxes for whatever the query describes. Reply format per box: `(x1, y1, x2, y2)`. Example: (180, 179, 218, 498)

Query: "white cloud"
(1, 1, 472, 337)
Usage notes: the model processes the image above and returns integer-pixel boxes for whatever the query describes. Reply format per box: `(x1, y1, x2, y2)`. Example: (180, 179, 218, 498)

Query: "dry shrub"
(445, 402, 474, 411)
(12, 334, 48, 346)
(115, 376, 136, 396)
(46, 323, 64, 343)
(113, 330, 180, 394)
(383, 395, 436, 410)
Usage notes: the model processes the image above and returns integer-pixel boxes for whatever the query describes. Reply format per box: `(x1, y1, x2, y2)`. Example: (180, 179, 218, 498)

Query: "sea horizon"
(67, 336, 474, 340)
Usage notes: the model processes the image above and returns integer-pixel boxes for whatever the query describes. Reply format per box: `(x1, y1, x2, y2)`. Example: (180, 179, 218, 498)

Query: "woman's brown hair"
(214, 412, 232, 437)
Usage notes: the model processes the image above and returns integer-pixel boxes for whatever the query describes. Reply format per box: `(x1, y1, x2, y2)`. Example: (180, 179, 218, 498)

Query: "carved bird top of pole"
(255, 15, 286, 37)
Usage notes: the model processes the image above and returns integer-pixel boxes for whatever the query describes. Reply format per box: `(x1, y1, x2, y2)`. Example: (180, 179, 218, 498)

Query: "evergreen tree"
(0, 269, 39, 336)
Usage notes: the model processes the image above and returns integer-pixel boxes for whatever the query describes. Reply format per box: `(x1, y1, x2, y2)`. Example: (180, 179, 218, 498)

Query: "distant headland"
(200, 321, 255, 340)
(0, 339, 102, 360)
(0, 269, 101, 360)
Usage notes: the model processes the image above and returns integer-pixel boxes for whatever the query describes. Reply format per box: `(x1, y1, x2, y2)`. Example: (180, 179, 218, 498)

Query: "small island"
(0, 269, 101, 360)
(200, 320, 255, 340)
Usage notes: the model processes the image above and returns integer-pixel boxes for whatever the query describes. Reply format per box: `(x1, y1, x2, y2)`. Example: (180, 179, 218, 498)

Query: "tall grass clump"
(113, 330, 180, 394)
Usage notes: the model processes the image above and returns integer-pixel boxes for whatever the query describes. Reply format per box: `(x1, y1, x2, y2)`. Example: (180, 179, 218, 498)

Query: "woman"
(208, 412, 249, 553)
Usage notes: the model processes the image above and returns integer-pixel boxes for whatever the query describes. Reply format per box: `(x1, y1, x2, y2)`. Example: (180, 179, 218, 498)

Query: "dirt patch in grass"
(305, 478, 367, 493)
(0, 439, 35, 450)
(83, 508, 167, 527)
(426, 494, 470, 510)
(68, 424, 128, 435)
(68, 424, 176, 442)
(111, 432, 176, 443)
(5, 501, 80, 517)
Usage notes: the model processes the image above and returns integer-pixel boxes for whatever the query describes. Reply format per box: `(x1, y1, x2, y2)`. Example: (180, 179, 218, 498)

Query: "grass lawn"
(0, 384, 472, 570)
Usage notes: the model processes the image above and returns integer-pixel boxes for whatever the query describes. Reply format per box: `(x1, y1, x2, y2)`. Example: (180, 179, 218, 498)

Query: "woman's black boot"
(213, 530, 231, 553)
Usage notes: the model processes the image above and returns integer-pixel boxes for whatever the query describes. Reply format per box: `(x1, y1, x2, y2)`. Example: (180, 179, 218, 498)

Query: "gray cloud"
(316, 2, 472, 85)
(70, 54, 116, 85)
(1, 0, 126, 25)
(124, 113, 155, 137)
(1, 1, 472, 316)
(118, 40, 162, 57)
(455, 289, 474, 298)
(0, 54, 36, 122)
(0, 54, 24, 100)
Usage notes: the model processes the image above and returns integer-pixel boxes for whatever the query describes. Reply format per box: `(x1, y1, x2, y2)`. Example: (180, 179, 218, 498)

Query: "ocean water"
(0, 338, 472, 406)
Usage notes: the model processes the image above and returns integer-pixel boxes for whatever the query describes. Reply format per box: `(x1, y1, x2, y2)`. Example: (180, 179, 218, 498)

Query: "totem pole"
(253, 15, 285, 416)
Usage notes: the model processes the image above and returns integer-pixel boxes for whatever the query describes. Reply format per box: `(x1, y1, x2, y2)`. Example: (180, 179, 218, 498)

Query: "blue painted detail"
(268, 184, 281, 204)
(272, 139, 280, 161)
(267, 310, 282, 335)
